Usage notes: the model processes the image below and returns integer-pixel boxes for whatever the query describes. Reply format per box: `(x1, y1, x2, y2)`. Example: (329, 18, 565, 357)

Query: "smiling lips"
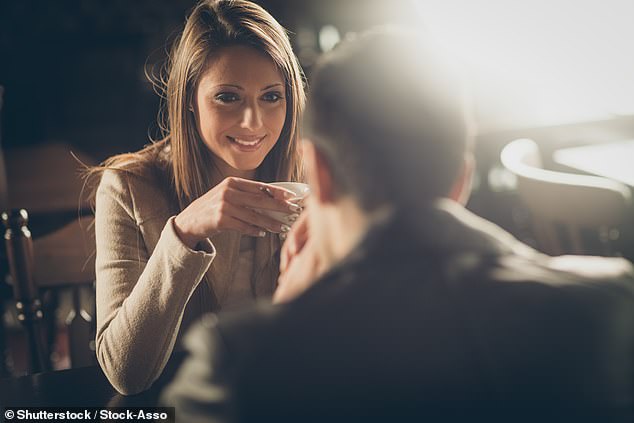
(227, 135, 265, 151)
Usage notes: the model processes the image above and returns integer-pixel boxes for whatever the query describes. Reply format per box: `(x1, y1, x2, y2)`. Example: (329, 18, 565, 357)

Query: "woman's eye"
(262, 91, 284, 102)
(215, 92, 240, 103)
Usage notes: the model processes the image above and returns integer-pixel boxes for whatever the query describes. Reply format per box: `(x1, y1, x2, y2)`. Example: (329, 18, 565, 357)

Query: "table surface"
(0, 353, 185, 408)
(553, 140, 634, 187)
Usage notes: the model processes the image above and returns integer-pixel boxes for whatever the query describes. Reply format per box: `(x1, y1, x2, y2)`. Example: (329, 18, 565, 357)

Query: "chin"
(228, 158, 265, 172)
(231, 150, 273, 170)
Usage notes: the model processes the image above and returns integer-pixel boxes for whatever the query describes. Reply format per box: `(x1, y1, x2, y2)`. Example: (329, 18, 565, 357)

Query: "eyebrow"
(261, 83, 283, 91)
(212, 83, 283, 91)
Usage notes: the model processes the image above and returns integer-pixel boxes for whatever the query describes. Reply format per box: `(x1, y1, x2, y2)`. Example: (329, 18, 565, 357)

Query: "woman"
(90, 0, 306, 395)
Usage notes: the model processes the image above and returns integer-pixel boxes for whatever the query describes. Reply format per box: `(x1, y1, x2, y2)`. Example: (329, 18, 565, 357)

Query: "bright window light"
(415, 0, 634, 131)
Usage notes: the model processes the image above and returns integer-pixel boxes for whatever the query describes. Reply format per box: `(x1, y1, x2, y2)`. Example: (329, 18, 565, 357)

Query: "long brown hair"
(85, 0, 306, 211)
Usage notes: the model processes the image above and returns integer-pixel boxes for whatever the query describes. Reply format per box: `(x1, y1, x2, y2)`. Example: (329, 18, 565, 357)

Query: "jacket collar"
(321, 199, 539, 283)
(413, 199, 538, 258)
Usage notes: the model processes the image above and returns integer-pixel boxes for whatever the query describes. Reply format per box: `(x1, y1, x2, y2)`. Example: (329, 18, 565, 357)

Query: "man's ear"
(448, 153, 474, 206)
(303, 140, 336, 205)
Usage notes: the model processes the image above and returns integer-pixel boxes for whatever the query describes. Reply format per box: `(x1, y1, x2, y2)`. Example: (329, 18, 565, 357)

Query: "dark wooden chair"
(0, 135, 97, 374)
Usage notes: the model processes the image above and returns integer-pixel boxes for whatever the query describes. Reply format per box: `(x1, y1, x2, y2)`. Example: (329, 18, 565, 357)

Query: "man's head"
(301, 27, 475, 261)
(294, 27, 476, 276)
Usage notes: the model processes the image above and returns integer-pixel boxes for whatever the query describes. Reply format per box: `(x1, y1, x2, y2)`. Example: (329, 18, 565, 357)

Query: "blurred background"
(1, 0, 633, 375)
(2, 0, 634, 219)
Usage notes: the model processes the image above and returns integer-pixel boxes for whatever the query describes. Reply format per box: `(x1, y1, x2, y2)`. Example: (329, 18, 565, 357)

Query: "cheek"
(266, 106, 287, 134)
(198, 107, 235, 137)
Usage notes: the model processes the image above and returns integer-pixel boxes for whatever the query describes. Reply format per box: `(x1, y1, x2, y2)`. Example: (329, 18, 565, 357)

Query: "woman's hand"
(173, 177, 301, 249)
(274, 210, 322, 303)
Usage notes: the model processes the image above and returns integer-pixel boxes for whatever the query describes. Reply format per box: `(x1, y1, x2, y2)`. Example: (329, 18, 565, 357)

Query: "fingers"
(281, 227, 301, 269)
(225, 186, 301, 214)
(280, 212, 310, 272)
(241, 191, 302, 214)
(292, 211, 310, 241)
(275, 240, 321, 304)
(218, 214, 268, 238)
(224, 177, 297, 201)
(222, 177, 307, 211)
(213, 177, 307, 236)
(280, 242, 293, 272)
(224, 203, 291, 234)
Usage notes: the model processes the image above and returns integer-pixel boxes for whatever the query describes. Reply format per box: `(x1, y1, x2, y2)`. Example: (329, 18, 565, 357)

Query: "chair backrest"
(500, 138, 633, 256)
(0, 111, 96, 373)
(2, 203, 96, 375)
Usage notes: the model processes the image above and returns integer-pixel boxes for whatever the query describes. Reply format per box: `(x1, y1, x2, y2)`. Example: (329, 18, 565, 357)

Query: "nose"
(239, 100, 263, 131)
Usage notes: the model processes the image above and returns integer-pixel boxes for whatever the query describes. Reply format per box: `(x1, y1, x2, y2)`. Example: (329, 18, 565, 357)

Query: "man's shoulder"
(186, 239, 634, 357)
(443, 248, 634, 333)
(457, 251, 634, 357)
(482, 252, 634, 300)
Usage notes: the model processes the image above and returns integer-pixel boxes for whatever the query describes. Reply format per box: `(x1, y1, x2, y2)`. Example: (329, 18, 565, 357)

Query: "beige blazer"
(95, 162, 280, 395)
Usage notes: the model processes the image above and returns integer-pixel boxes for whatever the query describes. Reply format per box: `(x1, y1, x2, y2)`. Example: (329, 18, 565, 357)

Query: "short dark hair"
(304, 27, 474, 211)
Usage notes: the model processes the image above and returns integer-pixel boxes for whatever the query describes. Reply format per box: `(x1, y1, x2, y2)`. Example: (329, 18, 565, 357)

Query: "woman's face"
(194, 45, 287, 177)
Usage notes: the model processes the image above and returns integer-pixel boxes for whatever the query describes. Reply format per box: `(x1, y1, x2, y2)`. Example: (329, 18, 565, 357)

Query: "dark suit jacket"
(161, 201, 634, 422)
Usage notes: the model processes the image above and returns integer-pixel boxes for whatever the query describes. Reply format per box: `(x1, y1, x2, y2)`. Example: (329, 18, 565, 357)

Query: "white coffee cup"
(259, 182, 309, 225)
